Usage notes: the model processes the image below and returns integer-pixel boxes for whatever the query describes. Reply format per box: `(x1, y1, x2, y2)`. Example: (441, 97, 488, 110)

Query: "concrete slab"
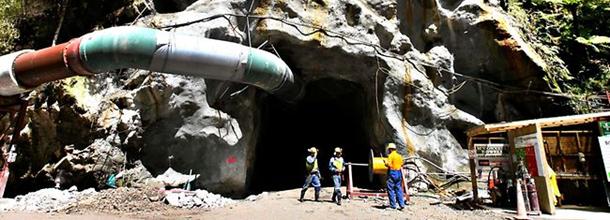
(533, 206, 610, 220)
(487, 205, 610, 220)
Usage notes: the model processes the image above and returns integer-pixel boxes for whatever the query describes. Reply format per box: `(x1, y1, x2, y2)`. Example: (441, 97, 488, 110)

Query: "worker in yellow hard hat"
(384, 143, 405, 210)
(329, 147, 345, 205)
(299, 147, 321, 202)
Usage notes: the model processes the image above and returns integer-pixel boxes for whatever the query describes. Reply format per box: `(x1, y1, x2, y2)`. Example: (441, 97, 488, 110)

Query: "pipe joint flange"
(0, 50, 34, 96)
(64, 38, 94, 76)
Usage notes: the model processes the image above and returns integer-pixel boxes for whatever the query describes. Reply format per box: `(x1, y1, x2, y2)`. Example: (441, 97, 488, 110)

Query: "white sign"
(598, 136, 610, 182)
(514, 133, 545, 177)
(474, 143, 509, 158)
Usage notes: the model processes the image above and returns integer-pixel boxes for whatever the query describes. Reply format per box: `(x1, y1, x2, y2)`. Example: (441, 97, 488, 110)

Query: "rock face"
(399, 0, 565, 121)
(5, 0, 559, 197)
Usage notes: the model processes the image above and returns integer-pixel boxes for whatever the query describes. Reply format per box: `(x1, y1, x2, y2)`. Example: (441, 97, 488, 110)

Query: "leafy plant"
(0, 0, 22, 54)
(510, 0, 610, 112)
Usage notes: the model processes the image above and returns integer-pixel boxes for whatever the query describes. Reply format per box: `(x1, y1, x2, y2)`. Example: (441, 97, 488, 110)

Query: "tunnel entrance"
(250, 78, 373, 192)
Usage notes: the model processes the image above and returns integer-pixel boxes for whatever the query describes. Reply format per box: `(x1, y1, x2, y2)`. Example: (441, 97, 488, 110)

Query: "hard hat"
(308, 147, 318, 153)
(334, 147, 342, 154)
(386, 143, 397, 150)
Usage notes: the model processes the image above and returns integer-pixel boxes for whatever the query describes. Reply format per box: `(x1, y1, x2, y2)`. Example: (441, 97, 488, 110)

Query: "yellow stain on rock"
(306, 0, 328, 45)
(253, 0, 328, 45)
(401, 64, 416, 156)
(252, 0, 273, 34)
(63, 76, 99, 111)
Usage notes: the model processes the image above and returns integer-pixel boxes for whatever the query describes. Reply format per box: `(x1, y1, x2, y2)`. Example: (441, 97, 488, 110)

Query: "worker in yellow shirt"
(329, 147, 345, 205)
(299, 147, 321, 202)
(384, 143, 405, 210)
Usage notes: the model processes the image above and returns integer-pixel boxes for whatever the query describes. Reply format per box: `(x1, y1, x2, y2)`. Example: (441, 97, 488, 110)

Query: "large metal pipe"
(0, 26, 302, 100)
(13, 42, 74, 88)
(0, 50, 33, 96)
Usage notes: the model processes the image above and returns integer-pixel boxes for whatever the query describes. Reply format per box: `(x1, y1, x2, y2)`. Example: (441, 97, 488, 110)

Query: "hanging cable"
(157, 13, 593, 101)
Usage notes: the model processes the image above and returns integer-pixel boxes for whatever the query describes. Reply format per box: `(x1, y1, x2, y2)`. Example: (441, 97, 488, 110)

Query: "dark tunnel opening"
(250, 78, 375, 192)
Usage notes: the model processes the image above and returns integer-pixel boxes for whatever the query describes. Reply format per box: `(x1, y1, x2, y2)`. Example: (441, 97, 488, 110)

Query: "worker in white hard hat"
(384, 143, 405, 210)
(299, 147, 321, 202)
(329, 147, 345, 205)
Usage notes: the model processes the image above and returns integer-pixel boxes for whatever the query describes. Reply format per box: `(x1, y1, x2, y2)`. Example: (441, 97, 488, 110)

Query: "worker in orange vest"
(384, 143, 405, 210)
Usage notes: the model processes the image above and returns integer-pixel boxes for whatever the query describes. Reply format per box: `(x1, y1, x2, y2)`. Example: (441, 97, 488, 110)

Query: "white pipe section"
(0, 50, 34, 96)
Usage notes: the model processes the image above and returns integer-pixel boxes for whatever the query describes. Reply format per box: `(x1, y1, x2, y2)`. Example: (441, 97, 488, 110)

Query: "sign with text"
(475, 143, 509, 158)
(514, 133, 545, 177)
(474, 143, 510, 190)
(598, 135, 610, 182)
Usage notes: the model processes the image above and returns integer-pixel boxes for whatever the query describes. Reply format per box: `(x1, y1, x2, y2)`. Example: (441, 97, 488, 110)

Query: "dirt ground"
(0, 187, 509, 220)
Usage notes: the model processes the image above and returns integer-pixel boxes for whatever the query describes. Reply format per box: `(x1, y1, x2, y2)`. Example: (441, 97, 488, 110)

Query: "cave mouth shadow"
(250, 78, 376, 193)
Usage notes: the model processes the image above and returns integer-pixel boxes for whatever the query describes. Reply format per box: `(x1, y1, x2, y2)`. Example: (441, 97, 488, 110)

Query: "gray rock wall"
(5, 0, 559, 197)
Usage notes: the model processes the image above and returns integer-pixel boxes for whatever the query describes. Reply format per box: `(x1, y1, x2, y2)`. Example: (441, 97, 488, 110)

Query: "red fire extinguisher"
(526, 178, 541, 214)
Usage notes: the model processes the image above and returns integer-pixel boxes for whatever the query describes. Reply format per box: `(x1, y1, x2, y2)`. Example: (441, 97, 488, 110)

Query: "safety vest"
(331, 157, 344, 172)
(306, 156, 318, 173)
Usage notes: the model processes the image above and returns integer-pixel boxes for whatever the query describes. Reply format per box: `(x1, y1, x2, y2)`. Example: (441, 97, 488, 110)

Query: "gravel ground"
(0, 187, 510, 219)
(62, 187, 171, 215)
(194, 188, 509, 220)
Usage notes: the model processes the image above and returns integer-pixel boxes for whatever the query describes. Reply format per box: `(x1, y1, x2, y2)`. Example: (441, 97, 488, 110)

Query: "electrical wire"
(157, 13, 604, 102)
(154, 10, 610, 116)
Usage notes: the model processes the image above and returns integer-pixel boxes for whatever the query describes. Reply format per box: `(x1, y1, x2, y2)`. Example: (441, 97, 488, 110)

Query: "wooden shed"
(466, 111, 610, 214)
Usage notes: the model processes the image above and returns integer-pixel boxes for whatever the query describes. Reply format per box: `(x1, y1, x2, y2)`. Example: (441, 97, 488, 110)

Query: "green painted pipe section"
(74, 26, 300, 99)
(245, 49, 289, 90)
(79, 27, 158, 72)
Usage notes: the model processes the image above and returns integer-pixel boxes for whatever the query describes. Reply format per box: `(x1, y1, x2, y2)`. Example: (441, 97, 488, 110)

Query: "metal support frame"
(345, 162, 410, 202)
(0, 98, 28, 198)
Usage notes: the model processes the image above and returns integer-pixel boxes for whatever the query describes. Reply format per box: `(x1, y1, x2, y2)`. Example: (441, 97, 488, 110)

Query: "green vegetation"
(510, 0, 610, 112)
(0, 0, 22, 54)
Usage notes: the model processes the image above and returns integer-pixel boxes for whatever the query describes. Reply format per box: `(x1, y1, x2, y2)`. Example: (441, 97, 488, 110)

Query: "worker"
(299, 147, 321, 202)
(384, 143, 405, 210)
(329, 147, 345, 205)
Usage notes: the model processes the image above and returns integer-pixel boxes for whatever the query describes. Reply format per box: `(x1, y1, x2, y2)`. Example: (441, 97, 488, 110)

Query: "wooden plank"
(575, 132, 582, 153)
(556, 174, 598, 180)
(541, 130, 592, 134)
(557, 131, 567, 172)
(534, 123, 556, 215)
(468, 137, 478, 201)
(467, 111, 610, 137)
(471, 136, 507, 141)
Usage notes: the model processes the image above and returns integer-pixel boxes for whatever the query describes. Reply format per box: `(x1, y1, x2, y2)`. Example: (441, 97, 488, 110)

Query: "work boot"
(299, 189, 306, 202)
(314, 190, 320, 202)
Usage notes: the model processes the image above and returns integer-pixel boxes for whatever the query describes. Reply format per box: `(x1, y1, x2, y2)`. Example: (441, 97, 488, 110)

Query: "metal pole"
(401, 167, 410, 202)
(0, 100, 27, 198)
(348, 163, 353, 199)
